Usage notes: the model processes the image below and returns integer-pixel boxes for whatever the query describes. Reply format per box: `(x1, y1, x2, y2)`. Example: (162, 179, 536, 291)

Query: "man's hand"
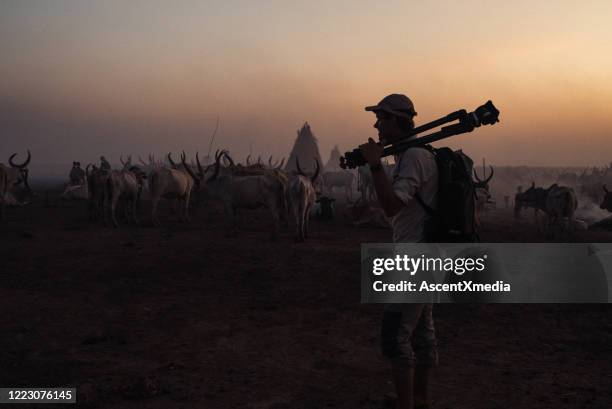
(359, 138, 383, 166)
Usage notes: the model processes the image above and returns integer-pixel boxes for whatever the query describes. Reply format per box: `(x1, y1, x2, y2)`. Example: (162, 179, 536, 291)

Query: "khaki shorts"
(381, 303, 438, 368)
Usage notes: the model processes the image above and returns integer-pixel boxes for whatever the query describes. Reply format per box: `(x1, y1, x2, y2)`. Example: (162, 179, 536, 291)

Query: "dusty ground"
(1, 191, 611, 409)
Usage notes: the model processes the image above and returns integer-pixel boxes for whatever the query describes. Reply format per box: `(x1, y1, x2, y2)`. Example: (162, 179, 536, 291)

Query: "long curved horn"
(9, 150, 31, 168)
(473, 168, 482, 183)
(311, 159, 320, 183)
(209, 149, 223, 181)
(257, 156, 262, 165)
(484, 165, 494, 184)
(167, 152, 178, 169)
(181, 151, 200, 182)
(295, 157, 305, 176)
(120, 155, 125, 166)
(223, 152, 236, 167)
(196, 152, 204, 177)
(268, 155, 274, 167)
(246, 154, 252, 165)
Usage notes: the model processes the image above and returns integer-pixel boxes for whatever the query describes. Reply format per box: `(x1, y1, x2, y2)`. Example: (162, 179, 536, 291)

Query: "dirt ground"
(1, 191, 611, 409)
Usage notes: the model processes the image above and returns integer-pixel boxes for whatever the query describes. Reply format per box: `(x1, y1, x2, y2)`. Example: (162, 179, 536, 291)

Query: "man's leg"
(412, 304, 437, 408)
(381, 304, 426, 409)
(414, 366, 431, 408)
(392, 364, 414, 409)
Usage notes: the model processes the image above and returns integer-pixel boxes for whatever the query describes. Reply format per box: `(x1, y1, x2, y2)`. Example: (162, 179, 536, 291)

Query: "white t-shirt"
(391, 147, 438, 243)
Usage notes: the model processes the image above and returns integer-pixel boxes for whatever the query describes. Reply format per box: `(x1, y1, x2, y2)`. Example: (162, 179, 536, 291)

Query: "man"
(100, 156, 111, 171)
(69, 162, 86, 185)
(359, 94, 438, 409)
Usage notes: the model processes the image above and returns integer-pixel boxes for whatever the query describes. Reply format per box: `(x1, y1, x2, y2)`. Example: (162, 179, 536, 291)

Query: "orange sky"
(1, 1, 611, 166)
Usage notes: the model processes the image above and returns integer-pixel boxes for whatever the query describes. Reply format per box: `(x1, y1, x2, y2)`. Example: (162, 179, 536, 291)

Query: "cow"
(204, 151, 287, 239)
(322, 170, 355, 202)
(473, 165, 495, 212)
(357, 166, 376, 203)
(599, 185, 612, 212)
(0, 151, 33, 210)
(148, 152, 201, 226)
(105, 167, 142, 227)
(221, 153, 290, 227)
(61, 183, 89, 201)
(357, 162, 393, 203)
(515, 183, 578, 237)
(85, 164, 109, 221)
(288, 158, 320, 242)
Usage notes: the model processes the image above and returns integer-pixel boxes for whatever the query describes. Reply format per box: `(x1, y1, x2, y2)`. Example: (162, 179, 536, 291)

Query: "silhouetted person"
(360, 94, 438, 409)
(315, 195, 335, 220)
(100, 156, 111, 171)
(69, 162, 85, 185)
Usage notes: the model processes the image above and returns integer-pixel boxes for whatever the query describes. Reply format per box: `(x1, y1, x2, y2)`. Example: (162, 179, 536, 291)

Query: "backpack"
(414, 146, 479, 243)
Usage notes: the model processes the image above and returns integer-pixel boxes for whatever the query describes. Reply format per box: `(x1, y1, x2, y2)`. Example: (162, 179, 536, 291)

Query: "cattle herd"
(3, 149, 612, 240)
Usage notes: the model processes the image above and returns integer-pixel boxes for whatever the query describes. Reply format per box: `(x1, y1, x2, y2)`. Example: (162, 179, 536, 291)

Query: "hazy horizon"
(2, 1, 612, 167)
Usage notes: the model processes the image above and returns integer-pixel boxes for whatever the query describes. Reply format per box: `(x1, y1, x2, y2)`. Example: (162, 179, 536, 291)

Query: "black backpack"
(414, 146, 479, 243)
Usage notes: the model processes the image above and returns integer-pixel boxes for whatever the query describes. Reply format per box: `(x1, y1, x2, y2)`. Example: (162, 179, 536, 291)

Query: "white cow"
(0, 151, 33, 215)
(204, 151, 286, 239)
(148, 152, 202, 226)
(322, 170, 355, 202)
(288, 158, 321, 242)
(105, 168, 142, 227)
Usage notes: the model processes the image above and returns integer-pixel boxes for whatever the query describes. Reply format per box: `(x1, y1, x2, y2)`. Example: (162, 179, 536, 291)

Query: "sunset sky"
(1, 1, 611, 169)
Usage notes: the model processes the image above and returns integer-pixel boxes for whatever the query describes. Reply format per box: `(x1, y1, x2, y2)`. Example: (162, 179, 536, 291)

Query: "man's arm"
(370, 166, 404, 217)
(359, 138, 404, 218)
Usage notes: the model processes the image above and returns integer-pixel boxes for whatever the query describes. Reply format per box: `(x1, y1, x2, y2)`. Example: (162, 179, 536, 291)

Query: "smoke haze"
(2, 1, 612, 168)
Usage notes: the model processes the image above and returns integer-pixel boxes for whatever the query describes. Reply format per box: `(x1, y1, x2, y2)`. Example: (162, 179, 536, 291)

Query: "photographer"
(359, 94, 438, 409)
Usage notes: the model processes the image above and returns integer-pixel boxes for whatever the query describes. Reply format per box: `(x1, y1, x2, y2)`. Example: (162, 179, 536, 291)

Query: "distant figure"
(315, 195, 335, 220)
(100, 156, 111, 171)
(69, 162, 86, 185)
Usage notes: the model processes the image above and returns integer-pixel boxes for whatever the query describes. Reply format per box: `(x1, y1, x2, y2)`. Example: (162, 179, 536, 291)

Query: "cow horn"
(196, 152, 204, 177)
(167, 152, 178, 169)
(9, 150, 31, 168)
(223, 152, 236, 167)
(257, 156, 262, 165)
(484, 165, 494, 184)
(209, 149, 224, 181)
(268, 155, 273, 167)
(181, 151, 200, 182)
(120, 155, 125, 166)
(246, 154, 252, 165)
(473, 169, 482, 183)
(311, 159, 321, 183)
